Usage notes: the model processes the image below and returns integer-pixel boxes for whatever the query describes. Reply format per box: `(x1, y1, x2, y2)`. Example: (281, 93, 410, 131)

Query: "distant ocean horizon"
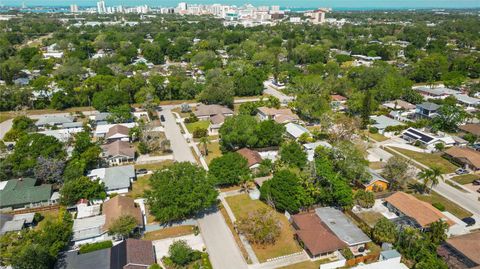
(2, 0, 480, 10)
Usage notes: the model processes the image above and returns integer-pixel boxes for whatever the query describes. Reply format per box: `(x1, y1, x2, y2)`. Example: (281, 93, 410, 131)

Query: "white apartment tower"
(178, 2, 187, 11)
(70, 4, 78, 13)
(97, 0, 106, 14)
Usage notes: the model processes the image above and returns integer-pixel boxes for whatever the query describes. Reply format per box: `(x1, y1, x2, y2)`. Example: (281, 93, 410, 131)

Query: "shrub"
(193, 127, 208, 138)
(138, 141, 149, 154)
(369, 127, 379, 134)
(168, 240, 201, 266)
(432, 202, 445, 211)
(341, 247, 354, 260)
(79, 241, 113, 254)
(184, 113, 198, 123)
(148, 264, 162, 269)
(354, 190, 375, 208)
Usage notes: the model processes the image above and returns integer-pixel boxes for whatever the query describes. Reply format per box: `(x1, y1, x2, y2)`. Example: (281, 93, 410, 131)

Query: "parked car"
(160, 115, 166, 122)
(473, 179, 480, 185)
(156, 106, 163, 111)
(473, 144, 480, 151)
(136, 169, 148, 175)
(455, 168, 468, 175)
(477, 188, 480, 194)
(462, 217, 476, 227)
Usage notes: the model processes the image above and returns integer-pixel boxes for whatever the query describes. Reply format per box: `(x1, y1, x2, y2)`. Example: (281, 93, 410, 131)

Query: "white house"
(285, 123, 310, 140)
(94, 123, 136, 138)
(401, 128, 455, 151)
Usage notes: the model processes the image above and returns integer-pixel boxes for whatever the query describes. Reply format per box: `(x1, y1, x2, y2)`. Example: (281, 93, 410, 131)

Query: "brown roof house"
(105, 125, 131, 142)
(385, 192, 454, 230)
(236, 148, 263, 169)
(437, 231, 480, 269)
(331, 94, 347, 111)
(194, 104, 233, 135)
(444, 146, 480, 171)
(56, 238, 156, 269)
(292, 212, 347, 259)
(103, 195, 144, 236)
(256, 107, 299, 124)
(459, 124, 480, 137)
(194, 104, 233, 120)
(102, 140, 135, 166)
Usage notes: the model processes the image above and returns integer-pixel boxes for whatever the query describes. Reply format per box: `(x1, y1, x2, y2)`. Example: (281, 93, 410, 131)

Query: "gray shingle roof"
(104, 165, 135, 191)
(35, 115, 74, 126)
(315, 207, 371, 246)
(417, 102, 440, 111)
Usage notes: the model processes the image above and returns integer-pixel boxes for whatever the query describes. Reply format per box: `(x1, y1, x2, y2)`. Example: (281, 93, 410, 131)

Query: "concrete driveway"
(153, 234, 205, 263)
(157, 108, 196, 163)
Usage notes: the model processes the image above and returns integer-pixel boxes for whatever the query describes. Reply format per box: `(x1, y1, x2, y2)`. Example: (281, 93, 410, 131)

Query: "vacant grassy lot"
(388, 147, 458, 174)
(0, 106, 94, 123)
(186, 120, 210, 133)
(143, 225, 195, 241)
(413, 191, 472, 219)
(225, 194, 302, 262)
(367, 132, 389, 142)
(127, 175, 151, 199)
(36, 209, 61, 230)
(134, 160, 174, 171)
(356, 211, 385, 228)
(278, 259, 331, 269)
(451, 174, 480, 185)
(368, 161, 385, 170)
(204, 141, 222, 164)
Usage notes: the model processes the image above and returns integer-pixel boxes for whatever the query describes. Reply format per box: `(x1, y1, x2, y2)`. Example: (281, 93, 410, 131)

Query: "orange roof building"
(444, 146, 480, 171)
(291, 212, 347, 258)
(102, 195, 143, 231)
(437, 232, 480, 269)
(385, 192, 455, 228)
(236, 148, 263, 169)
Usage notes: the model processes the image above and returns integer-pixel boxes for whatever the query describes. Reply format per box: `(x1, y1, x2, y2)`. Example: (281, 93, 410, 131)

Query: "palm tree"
(199, 136, 210, 156)
(418, 167, 444, 193)
(239, 174, 254, 194)
(428, 167, 444, 192)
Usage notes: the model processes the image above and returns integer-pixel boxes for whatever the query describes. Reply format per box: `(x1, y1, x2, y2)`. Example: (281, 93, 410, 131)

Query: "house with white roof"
(35, 115, 75, 129)
(370, 115, 404, 134)
(453, 94, 480, 110)
(414, 85, 460, 100)
(285, 123, 310, 140)
(304, 141, 332, 161)
(94, 122, 136, 137)
(38, 127, 84, 143)
(401, 128, 455, 151)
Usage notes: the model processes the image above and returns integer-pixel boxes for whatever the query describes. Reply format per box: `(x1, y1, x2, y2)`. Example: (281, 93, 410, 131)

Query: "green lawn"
(134, 160, 174, 171)
(127, 175, 151, 199)
(369, 162, 385, 170)
(413, 191, 472, 219)
(388, 147, 458, 174)
(356, 211, 385, 228)
(204, 141, 222, 164)
(225, 194, 302, 262)
(185, 120, 210, 133)
(367, 132, 388, 142)
(143, 225, 195, 240)
(278, 259, 331, 269)
(451, 174, 480, 185)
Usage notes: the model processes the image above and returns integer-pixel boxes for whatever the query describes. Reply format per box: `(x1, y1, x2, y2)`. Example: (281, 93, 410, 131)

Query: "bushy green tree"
(146, 162, 218, 223)
(260, 170, 313, 213)
(108, 215, 138, 239)
(208, 152, 250, 186)
(279, 141, 307, 169)
(60, 176, 106, 205)
(372, 218, 397, 244)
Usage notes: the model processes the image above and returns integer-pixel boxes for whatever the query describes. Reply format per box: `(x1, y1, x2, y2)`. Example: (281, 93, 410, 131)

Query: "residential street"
(369, 139, 480, 217)
(263, 82, 295, 104)
(197, 210, 248, 269)
(157, 108, 196, 163)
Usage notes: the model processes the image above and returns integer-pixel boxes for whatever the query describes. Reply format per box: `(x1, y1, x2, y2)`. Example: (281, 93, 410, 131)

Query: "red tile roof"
(236, 148, 262, 167)
(292, 212, 347, 256)
(385, 192, 454, 227)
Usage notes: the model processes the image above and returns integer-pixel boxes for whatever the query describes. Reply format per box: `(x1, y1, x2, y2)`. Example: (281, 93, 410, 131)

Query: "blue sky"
(3, 0, 480, 8)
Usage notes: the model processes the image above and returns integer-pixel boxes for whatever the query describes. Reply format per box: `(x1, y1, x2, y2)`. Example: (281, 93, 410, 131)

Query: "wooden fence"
(8, 204, 60, 215)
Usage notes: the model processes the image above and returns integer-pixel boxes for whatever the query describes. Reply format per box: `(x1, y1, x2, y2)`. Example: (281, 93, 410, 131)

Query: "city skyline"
(2, 0, 480, 9)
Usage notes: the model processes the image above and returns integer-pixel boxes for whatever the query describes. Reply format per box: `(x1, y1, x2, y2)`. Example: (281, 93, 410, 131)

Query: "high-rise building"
(97, 0, 106, 14)
(178, 2, 187, 11)
(70, 4, 78, 13)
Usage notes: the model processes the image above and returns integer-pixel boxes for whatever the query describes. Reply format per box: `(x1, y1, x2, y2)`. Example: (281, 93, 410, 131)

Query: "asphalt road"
(263, 82, 295, 104)
(197, 210, 248, 269)
(157, 108, 196, 163)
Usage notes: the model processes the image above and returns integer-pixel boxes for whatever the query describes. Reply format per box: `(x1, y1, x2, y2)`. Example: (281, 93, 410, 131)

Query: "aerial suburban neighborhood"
(0, 1, 479, 269)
